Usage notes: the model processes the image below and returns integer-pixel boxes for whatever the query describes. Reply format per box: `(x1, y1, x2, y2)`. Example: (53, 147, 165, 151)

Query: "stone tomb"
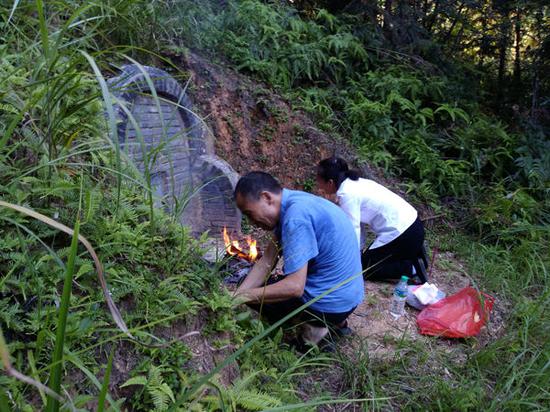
(108, 64, 241, 237)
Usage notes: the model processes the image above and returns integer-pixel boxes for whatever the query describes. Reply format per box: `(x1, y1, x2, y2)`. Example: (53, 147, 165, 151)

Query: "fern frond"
(150, 383, 174, 411)
(234, 389, 282, 410)
(120, 375, 147, 388)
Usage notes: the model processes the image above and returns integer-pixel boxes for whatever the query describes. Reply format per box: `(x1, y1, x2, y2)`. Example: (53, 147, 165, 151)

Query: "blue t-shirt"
(275, 189, 364, 313)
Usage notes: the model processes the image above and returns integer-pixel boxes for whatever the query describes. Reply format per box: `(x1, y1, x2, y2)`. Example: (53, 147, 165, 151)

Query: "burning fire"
(223, 227, 258, 262)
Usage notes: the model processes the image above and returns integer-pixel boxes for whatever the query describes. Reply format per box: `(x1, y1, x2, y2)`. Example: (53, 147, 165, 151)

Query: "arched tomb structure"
(108, 64, 241, 237)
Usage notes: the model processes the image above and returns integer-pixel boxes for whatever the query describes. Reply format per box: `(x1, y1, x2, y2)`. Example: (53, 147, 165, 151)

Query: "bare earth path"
(298, 251, 509, 411)
(349, 250, 507, 355)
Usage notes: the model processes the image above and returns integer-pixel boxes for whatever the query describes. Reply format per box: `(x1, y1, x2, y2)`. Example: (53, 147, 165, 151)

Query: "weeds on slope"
(1, 1, 340, 410)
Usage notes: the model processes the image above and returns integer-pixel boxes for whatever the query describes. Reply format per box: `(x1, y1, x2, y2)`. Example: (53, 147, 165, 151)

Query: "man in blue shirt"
(234, 171, 364, 348)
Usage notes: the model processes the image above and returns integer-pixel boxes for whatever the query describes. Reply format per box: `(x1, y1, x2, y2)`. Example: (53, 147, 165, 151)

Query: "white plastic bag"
(406, 284, 445, 310)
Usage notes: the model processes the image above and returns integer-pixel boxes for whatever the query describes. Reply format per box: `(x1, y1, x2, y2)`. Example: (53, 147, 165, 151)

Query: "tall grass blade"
(97, 347, 115, 412)
(172, 268, 365, 408)
(113, 96, 157, 229)
(51, 4, 93, 53)
(0, 387, 12, 412)
(35, 0, 50, 61)
(0, 200, 181, 348)
(45, 219, 80, 412)
(0, 200, 131, 339)
(0, 327, 64, 405)
(262, 397, 385, 411)
(7, 0, 21, 24)
(122, 55, 176, 207)
(27, 350, 47, 406)
(0, 112, 24, 156)
(64, 351, 121, 412)
(81, 51, 123, 214)
(1, 217, 65, 270)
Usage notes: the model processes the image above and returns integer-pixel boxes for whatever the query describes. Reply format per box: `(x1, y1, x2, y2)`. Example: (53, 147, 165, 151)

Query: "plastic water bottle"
(390, 276, 409, 319)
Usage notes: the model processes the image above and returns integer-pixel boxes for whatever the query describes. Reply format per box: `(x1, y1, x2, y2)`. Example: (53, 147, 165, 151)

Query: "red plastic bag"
(417, 287, 494, 338)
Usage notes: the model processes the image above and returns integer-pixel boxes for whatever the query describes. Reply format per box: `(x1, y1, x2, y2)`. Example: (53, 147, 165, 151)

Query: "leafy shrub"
(218, 1, 370, 88)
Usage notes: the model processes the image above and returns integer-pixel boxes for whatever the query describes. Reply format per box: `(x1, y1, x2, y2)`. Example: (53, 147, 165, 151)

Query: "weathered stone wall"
(192, 155, 241, 236)
(108, 64, 241, 237)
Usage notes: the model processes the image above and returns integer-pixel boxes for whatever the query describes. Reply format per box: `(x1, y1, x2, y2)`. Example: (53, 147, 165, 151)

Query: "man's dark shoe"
(288, 336, 309, 353)
(318, 337, 336, 353)
(288, 335, 333, 354)
(334, 320, 353, 337)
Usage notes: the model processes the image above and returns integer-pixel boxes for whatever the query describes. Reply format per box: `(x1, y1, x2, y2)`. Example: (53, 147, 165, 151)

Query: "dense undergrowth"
(0, 2, 330, 411)
(1, 0, 549, 411)
(160, 5, 549, 408)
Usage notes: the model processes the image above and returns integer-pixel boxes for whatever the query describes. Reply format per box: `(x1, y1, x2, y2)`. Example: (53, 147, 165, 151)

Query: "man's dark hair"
(234, 171, 282, 200)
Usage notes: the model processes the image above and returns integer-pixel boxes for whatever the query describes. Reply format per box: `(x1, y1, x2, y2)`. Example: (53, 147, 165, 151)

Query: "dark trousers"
(249, 298, 355, 327)
(362, 217, 425, 281)
(247, 277, 355, 327)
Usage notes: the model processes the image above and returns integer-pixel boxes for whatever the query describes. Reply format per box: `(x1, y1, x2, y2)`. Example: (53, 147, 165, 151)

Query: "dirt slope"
(170, 51, 506, 408)
(180, 52, 365, 189)
(176, 48, 505, 339)
(175, 50, 438, 225)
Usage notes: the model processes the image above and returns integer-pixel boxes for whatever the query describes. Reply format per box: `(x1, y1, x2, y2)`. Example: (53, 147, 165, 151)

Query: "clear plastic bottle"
(390, 276, 409, 319)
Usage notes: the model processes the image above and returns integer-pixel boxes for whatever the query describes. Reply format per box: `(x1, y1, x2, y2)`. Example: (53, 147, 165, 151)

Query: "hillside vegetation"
(1, 1, 549, 411)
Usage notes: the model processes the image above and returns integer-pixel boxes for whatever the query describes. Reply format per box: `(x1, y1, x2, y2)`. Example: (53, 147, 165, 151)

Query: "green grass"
(45, 218, 80, 412)
(0, 1, 335, 410)
(333, 227, 550, 411)
(1, 0, 549, 410)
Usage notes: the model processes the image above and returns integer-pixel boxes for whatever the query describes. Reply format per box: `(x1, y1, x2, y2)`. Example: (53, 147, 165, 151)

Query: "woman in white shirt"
(316, 157, 428, 283)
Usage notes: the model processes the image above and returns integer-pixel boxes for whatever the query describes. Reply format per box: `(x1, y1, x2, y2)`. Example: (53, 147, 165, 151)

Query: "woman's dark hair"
(317, 157, 360, 189)
(234, 171, 282, 200)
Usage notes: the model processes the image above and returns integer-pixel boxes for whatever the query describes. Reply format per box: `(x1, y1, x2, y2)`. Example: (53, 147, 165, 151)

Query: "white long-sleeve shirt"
(336, 178, 418, 249)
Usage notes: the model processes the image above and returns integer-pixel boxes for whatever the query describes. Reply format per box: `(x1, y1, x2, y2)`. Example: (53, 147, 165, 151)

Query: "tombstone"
(107, 64, 241, 237)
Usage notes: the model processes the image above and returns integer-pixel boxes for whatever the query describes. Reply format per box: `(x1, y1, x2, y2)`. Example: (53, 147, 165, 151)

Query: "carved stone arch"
(107, 64, 240, 237)
(190, 155, 241, 236)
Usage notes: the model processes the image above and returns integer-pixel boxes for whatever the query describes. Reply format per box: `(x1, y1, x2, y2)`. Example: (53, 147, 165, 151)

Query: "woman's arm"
(338, 193, 362, 246)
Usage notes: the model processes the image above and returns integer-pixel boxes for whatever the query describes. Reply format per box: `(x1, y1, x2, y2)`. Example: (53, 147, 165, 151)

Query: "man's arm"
(236, 236, 279, 292)
(235, 263, 307, 304)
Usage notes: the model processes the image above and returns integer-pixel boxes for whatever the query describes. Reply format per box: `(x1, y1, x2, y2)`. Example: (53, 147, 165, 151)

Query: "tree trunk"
(496, 17, 510, 111)
(531, 72, 539, 117)
(443, 3, 465, 44)
(397, 0, 403, 19)
(383, 0, 393, 41)
(452, 24, 465, 53)
(478, 10, 488, 68)
(513, 8, 522, 94)
(425, 0, 440, 33)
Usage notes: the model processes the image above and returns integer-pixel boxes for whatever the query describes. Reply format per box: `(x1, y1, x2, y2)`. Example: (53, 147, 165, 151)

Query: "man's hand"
(234, 263, 308, 304)
(236, 236, 279, 293)
(231, 292, 252, 306)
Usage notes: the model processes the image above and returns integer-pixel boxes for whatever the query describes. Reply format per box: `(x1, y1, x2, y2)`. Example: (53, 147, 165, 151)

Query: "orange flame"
(247, 236, 258, 261)
(223, 227, 258, 262)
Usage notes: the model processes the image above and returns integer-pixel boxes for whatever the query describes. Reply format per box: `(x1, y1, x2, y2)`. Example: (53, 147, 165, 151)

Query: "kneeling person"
(234, 171, 364, 347)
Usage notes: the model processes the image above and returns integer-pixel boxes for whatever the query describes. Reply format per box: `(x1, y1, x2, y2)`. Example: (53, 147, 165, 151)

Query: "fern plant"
(122, 365, 176, 411)
(200, 372, 282, 411)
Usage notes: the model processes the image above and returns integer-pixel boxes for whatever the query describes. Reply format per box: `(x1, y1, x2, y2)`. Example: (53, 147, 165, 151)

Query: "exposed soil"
(179, 51, 379, 190)
(178, 50, 441, 233)
(347, 250, 507, 358)
(300, 251, 509, 411)
(97, 311, 239, 411)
